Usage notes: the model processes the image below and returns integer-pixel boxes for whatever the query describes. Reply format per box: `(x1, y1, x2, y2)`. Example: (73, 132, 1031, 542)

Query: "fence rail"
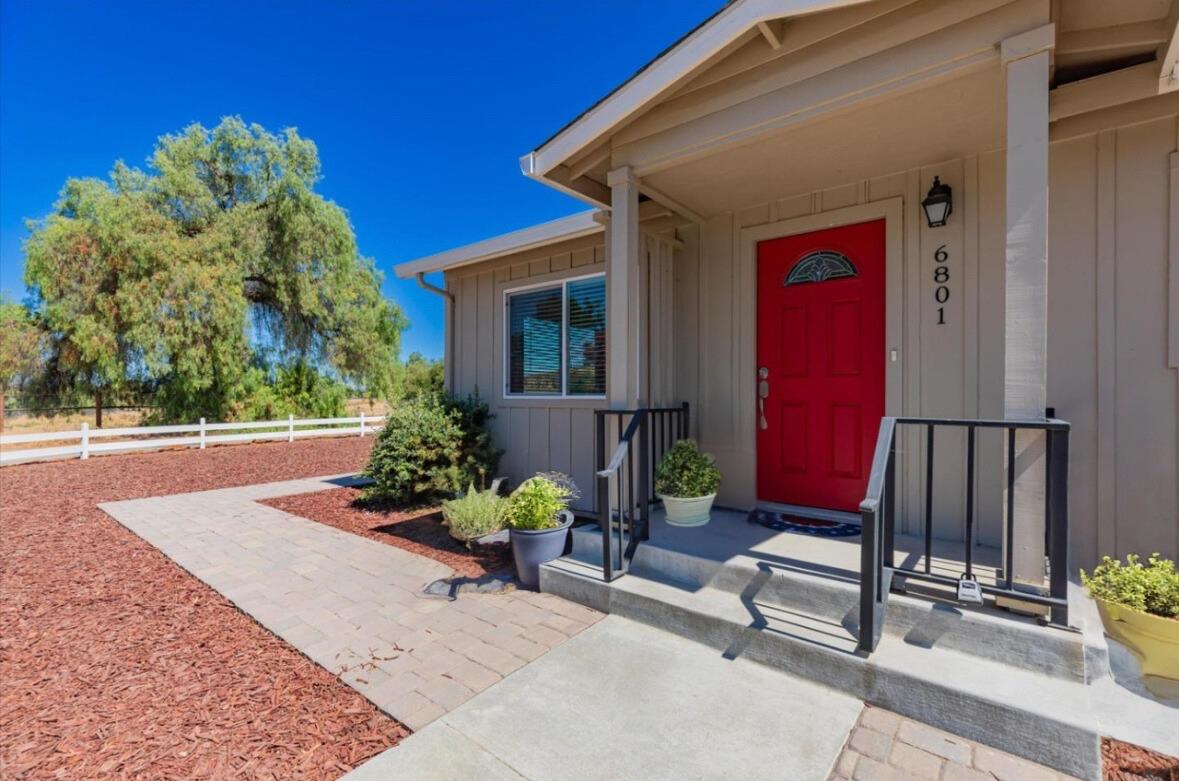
(0, 414, 384, 466)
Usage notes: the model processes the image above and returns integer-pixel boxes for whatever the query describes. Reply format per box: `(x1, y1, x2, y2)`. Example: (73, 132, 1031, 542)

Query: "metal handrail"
(594, 403, 689, 582)
(858, 415, 1071, 654)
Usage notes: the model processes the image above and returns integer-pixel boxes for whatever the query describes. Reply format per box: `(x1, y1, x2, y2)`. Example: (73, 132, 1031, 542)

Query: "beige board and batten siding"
(445, 230, 678, 513)
(671, 105, 1179, 568)
(1048, 108, 1179, 568)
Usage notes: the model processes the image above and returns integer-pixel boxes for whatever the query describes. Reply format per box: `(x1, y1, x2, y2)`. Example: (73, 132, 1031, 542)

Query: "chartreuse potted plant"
(504, 472, 579, 588)
(1082, 553, 1179, 682)
(655, 439, 721, 527)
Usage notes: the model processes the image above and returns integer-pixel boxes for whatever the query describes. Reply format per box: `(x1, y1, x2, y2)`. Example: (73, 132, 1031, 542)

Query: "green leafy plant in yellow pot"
(1082, 553, 1179, 682)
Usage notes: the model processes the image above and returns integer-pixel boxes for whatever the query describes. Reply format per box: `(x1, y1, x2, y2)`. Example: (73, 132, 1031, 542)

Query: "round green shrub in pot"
(655, 439, 721, 527)
(504, 473, 579, 588)
(1082, 553, 1179, 686)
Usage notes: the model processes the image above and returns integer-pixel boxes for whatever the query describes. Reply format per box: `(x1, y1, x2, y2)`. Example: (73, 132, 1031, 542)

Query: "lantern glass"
(921, 176, 952, 228)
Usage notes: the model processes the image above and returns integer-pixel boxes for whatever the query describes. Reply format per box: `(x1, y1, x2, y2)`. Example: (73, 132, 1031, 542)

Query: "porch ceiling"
(639, 66, 1005, 218)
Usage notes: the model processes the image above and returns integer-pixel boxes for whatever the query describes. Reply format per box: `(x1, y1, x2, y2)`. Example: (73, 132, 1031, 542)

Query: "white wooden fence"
(0, 413, 384, 466)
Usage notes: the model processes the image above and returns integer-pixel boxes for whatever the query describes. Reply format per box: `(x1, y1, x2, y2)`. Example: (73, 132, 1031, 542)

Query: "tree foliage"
(401, 352, 444, 400)
(23, 117, 406, 422)
(0, 295, 45, 396)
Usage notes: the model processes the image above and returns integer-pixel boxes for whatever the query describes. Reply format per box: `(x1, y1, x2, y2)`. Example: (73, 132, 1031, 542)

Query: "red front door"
(756, 219, 885, 513)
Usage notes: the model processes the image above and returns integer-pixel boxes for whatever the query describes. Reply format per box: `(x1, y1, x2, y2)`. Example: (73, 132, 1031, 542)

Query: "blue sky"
(0, 0, 717, 360)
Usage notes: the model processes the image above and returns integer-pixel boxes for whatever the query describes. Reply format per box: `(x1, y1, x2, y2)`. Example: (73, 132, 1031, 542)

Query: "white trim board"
(394, 211, 603, 279)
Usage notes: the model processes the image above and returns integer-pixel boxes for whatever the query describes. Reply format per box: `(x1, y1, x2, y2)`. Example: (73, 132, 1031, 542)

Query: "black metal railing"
(594, 403, 690, 582)
(858, 416, 1071, 653)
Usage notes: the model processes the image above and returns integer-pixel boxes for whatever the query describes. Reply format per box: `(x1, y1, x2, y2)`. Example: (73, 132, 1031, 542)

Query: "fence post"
(359, 411, 366, 438)
(199, 417, 207, 449)
(288, 413, 295, 443)
(80, 422, 89, 460)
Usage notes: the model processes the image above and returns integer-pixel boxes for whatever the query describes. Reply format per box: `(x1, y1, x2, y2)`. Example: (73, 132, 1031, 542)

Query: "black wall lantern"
(921, 176, 952, 228)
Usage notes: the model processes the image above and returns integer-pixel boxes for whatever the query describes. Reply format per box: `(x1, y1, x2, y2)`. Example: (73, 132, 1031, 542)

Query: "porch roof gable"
(519, 0, 867, 187)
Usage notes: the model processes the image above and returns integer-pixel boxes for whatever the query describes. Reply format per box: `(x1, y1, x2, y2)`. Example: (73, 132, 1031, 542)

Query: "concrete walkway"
(100, 475, 601, 730)
(343, 616, 865, 781)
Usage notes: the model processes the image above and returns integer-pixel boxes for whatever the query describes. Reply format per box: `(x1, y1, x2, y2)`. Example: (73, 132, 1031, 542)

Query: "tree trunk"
(95, 389, 103, 429)
(0, 392, 5, 434)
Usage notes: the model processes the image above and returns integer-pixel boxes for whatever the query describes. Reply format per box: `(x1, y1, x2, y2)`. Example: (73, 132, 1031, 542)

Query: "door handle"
(758, 367, 769, 430)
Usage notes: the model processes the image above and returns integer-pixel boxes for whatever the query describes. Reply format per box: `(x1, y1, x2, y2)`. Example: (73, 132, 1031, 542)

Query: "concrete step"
(566, 525, 1103, 683)
(539, 555, 1102, 780)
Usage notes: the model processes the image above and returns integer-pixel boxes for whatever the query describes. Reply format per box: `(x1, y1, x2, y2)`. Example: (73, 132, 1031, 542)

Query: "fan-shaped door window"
(783, 250, 857, 286)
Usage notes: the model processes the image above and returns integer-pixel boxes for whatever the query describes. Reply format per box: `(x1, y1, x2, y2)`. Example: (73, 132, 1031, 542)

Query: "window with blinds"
(505, 274, 606, 397)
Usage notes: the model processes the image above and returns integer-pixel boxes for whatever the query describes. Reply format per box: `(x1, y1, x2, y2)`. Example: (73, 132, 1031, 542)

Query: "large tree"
(23, 117, 406, 423)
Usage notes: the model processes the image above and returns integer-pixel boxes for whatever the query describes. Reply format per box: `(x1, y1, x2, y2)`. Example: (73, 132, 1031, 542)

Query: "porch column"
(607, 165, 642, 409)
(1001, 24, 1054, 602)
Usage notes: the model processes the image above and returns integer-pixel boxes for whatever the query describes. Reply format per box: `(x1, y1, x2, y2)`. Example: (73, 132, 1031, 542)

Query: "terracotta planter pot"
(1095, 597, 1179, 681)
(509, 510, 573, 589)
(660, 493, 716, 527)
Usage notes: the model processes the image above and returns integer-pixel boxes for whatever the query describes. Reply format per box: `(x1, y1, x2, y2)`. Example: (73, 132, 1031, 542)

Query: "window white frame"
(502, 271, 607, 400)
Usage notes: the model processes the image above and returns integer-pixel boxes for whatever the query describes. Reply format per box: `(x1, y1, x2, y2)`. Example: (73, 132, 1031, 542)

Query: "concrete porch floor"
(640, 504, 1008, 593)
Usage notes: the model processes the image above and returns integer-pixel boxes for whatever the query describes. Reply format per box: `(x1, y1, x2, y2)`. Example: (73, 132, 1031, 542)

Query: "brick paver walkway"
(830, 705, 1081, 781)
(100, 475, 601, 730)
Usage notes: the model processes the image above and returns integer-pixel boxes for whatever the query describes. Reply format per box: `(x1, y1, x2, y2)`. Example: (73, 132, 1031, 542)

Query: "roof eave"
(393, 210, 605, 279)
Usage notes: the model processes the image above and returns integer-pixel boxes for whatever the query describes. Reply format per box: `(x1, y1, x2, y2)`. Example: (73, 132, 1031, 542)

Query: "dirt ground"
(262, 487, 513, 580)
(0, 437, 409, 780)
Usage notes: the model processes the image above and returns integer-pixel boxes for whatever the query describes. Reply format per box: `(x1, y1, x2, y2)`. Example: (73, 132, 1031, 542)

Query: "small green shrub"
(1082, 553, 1179, 619)
(654, 439, 721, 498)
(504, 473, 579, 531)
(442, 483, 506, 541)
(442, 392, 504, 489)
(363, 393, 502, 504)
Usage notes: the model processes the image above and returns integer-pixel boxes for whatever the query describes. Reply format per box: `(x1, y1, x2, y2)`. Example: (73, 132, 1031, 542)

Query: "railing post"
(682, 401, 690, 439)
(288, 413, 295, 443)
(884, 434, 896, 569)
(199, 417, 206, 450)
(80, 422, 89, 460)
(359, 411, 366, 438)
(858, 505, 878, 653)
(638, 411, 651, 541)
(596, 411, 612, 582)
(1047, 425, 1070, 626)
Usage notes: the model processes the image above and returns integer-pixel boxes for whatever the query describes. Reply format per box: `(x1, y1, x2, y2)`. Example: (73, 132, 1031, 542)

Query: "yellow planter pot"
(1095, 598, 1179, 681)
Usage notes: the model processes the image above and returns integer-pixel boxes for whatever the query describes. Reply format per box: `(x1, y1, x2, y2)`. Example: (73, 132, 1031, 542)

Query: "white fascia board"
(393, 210, 604, 279)
(524, 0, 867, 177)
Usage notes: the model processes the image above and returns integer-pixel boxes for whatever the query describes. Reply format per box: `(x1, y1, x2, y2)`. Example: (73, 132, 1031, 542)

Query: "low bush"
(654, 439, 721, 498)
(364, 393, 502, 504)
(504, 473, 579, 531)
(1082, 553, 1179, 619)
(442, 483, 506, 541)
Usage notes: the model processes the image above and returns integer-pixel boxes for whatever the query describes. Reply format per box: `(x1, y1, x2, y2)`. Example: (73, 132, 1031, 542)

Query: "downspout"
(415, 272, 455, 392)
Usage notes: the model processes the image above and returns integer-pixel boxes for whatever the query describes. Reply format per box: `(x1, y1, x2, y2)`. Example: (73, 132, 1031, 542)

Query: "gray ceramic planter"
(510, 510, 573, 588)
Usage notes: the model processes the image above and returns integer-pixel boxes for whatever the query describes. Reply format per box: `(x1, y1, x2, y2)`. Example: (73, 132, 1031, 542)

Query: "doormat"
(747, 509, 861, 537)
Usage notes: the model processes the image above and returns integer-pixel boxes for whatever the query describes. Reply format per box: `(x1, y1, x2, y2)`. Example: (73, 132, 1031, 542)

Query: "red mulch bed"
(0, 438, 410, 780)
(261, 487, 512, 580)
(1105, 738, 1179, 781)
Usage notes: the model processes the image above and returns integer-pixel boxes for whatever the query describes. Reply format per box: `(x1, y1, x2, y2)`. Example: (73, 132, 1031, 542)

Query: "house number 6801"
(933, 244, 950, 325)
